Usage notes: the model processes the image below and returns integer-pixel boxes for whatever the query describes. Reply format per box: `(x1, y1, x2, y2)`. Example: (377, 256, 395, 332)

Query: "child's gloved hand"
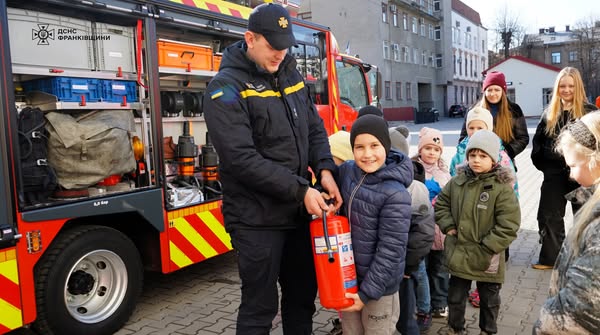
(425, 178, 442, 201)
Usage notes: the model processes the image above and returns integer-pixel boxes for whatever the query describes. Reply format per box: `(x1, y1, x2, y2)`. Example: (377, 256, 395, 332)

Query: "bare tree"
(572, 17, 600, 99)
(492, 5, 525, 59)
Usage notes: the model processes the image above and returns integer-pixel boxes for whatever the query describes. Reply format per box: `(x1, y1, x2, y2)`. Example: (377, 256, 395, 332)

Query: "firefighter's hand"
(319, 169, 342, 211)
(340, 293, 364, 312)
(304, 187, 333, 217)
(447, 229, 457, 236)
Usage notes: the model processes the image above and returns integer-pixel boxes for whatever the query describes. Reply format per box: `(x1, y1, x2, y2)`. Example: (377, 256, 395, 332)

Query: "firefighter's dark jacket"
(203, 40, 336, 231)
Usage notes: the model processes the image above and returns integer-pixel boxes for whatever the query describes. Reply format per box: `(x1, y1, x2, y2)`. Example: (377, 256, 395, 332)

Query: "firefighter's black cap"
(248, 3, 297, 51)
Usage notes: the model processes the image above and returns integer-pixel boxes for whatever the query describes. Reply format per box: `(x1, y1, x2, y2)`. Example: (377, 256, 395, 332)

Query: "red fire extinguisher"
(310, 210, 358, 310)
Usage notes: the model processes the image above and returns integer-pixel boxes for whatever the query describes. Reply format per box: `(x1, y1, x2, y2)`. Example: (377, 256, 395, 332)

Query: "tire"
(33, 225, 143, 335)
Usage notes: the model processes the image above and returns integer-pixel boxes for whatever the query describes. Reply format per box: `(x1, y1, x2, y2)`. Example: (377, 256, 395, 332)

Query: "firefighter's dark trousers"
(536, 171, 580, 266)
(230, 225, 317, 335)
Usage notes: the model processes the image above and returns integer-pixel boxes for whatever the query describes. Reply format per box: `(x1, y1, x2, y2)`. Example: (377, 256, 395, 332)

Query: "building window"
(422, 51, 427, 65)
(453, 55, 457, 74)
(403, 13, 408, 30)
(453, 86, 457, 104)
(436, 54, 442, 68)
(392, 12, 398, 27)
(434, 26, 441, 40)
(383, 41, 390, 60)
(551, 52, 561, 64)
(396, 82, 402, 100)
(434, 0, 441, 11)
(382, 4, 388, 23)
(470, 56, 473, 76)
(507, 88, 516, 102)
(569, 50, 578, 62)
(405, 82, 412, 100)
(412, 17, 417, 34)
(420, 18, 426, 36)
(429, 24, 434, 39)
(413, 48, 419, 64)
(392, 43, 400, 61)
(430, 52, 435, 67)
(402, 46, 409, 63)
(543, 87, 552, 108)
(385, 81, 391, 100)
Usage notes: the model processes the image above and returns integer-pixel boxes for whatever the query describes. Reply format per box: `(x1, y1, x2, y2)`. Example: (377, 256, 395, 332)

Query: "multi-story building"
(520, 25, 600, 98)
(448, 0, 488, 110)
(299, 0, 486, 119)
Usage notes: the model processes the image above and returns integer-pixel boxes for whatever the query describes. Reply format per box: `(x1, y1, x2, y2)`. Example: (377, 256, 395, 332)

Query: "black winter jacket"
(203, 41, 335, 231)
(460, 101, 529, 161)
(531, 103, 597, 173)
(337, 150, 412, 304)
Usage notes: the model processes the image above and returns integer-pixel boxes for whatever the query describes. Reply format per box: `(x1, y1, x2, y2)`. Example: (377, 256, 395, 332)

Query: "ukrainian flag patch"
(211, 89, 224, 100)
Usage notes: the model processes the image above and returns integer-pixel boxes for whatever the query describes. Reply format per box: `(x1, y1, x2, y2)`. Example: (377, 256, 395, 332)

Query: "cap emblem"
(278, 17, 289, 29)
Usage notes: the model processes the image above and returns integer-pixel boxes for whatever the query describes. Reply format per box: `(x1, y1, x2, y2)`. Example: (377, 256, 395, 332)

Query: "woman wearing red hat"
(531, 67, 597, 270)
(460, 71, 529, 168)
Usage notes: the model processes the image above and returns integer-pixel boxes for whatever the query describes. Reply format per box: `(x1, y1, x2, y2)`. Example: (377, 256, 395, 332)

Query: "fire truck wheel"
(33, 225, 143, 335)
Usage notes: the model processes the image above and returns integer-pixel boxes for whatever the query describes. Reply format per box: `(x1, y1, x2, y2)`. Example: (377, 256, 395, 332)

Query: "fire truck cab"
(0, 0, 375, 334)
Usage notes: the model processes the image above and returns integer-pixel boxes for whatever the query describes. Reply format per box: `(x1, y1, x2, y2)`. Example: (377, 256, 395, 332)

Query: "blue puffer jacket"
(337, 150, 413, 304)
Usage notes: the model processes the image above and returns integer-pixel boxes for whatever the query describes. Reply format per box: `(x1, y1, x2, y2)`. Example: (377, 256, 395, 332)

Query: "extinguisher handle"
(322, 209, 335, 263)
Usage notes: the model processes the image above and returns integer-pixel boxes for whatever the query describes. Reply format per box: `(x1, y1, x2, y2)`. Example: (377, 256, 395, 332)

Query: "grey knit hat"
(389, 126, 411, 155)
(466, 129, 500, 163)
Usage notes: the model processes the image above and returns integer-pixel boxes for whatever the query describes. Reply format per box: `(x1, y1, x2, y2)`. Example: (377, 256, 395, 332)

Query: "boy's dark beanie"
(350, 114, 391, 155)
(357, 105, 384, 118)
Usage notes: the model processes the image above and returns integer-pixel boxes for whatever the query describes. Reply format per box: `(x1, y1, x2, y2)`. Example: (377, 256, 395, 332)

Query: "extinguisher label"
(337, 232, 354, 266)
(313, 236, 338, 254)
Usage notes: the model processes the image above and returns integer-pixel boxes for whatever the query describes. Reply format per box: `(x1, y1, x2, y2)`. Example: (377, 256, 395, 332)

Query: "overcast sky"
(460, 0, 597, 34)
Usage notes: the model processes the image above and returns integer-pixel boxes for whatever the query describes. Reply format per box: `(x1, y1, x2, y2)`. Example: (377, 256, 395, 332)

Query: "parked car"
(448, 104, 467, 118)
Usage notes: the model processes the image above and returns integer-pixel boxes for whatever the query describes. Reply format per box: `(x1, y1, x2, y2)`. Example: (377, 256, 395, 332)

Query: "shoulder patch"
(211, 89, 224, 100)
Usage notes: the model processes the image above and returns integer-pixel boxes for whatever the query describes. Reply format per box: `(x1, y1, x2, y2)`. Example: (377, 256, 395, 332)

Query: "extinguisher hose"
(322, 210, 335, 263)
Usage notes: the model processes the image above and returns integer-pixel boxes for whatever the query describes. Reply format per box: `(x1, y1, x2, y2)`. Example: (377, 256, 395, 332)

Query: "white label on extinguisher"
(337, 232, 354, 267)
(313, 236, 338, 254)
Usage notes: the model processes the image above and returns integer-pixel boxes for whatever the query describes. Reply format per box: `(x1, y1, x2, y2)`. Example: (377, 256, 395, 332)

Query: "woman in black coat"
(531, 67, 597, 269)
(459, 71, 529, 170)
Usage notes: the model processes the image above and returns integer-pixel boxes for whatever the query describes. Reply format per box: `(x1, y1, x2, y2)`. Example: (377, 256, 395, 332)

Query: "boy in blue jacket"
(336, 114, 412, 334)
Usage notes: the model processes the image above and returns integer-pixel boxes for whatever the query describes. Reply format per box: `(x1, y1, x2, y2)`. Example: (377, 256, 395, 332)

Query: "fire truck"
(0, 0, 376, 334)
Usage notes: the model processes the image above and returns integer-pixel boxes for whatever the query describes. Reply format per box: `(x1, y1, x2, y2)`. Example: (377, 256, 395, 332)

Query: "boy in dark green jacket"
(435, 130, 520, 335)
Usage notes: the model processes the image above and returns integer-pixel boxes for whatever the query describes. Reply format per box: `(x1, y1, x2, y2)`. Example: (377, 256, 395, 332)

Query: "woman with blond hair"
(533, 110, 600, 334)
(531, 67, 597, 270)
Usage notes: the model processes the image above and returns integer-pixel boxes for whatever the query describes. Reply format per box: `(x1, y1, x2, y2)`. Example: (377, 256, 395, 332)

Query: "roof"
(484, 55, 561, 74)
(451, 0, 481, 26)
(524, 31, 576, 45)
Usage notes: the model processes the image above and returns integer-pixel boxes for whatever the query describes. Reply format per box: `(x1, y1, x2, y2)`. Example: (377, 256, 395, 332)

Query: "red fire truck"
(0, 0, 377, 334)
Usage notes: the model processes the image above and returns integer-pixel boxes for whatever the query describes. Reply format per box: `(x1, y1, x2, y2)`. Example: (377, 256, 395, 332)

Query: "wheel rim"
(64, 250, 128, 324)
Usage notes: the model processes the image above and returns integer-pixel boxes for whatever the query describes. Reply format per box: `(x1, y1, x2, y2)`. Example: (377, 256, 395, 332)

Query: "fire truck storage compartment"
(212, 53, 222, 71)
(158, 39, 212, 71)
(101, 80, 138, 102)
(22, 77, 102, 102)
(7, 7, 94, 70)
(95, 22, 136, 73)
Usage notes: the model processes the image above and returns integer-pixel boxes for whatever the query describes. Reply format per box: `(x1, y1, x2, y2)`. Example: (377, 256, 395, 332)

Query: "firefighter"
(203, 3, 341, 334)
